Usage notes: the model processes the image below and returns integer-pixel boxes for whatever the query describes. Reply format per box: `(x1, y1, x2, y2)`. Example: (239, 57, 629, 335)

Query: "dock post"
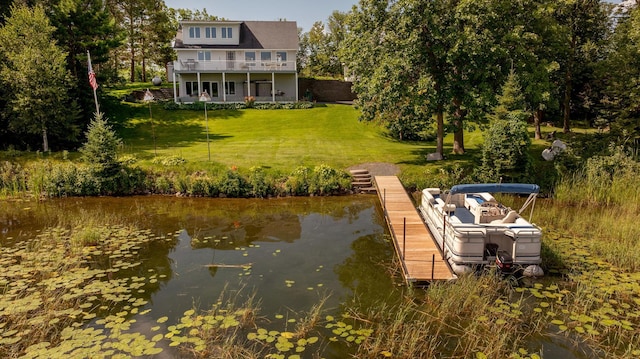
(403, 217, 406, 260)
(442, 216, 446, 259)
(431, 254, 435, 281)
(383, 188, 386, 209)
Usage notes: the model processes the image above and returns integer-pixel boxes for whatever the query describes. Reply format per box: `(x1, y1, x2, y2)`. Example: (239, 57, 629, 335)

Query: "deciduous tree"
(0, 4, 79, 151)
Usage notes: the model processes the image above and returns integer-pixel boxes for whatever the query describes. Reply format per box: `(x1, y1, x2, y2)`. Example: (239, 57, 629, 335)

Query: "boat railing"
(447, 223, 485, 239)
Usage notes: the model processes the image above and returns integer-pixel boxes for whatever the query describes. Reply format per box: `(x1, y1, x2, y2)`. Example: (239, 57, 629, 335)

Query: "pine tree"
(491, 69, 529, 122)
(80, 112, 122, 176)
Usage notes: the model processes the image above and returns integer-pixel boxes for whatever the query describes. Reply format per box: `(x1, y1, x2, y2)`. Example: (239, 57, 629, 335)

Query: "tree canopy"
(0, 4, 79, 151)
(0, 0, 639, 158)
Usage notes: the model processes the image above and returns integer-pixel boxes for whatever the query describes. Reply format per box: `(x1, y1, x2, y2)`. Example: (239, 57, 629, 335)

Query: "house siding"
(173, 20, 298, 103)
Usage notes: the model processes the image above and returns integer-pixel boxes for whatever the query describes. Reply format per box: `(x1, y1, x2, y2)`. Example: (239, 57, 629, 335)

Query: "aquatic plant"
(0, 223, 175, 357)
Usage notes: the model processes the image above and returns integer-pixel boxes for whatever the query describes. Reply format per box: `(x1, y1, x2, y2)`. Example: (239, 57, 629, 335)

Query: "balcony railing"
(175, 59, 296, 72)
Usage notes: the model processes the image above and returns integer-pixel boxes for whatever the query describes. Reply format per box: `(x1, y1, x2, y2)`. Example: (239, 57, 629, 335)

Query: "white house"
(171, 20, 299, 103)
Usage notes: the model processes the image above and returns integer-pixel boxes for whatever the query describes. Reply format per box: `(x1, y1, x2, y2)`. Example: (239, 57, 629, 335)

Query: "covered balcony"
(174, 59, 296, 72)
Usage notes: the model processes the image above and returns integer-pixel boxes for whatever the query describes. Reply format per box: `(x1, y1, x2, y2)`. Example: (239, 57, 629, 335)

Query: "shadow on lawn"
(111, 101, 241, 155)
(121, 118, 234, 155)
(398, 144, 481, 166)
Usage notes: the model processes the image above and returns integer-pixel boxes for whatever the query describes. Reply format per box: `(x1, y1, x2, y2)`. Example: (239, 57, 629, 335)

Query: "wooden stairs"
(350, 169, 376, 193)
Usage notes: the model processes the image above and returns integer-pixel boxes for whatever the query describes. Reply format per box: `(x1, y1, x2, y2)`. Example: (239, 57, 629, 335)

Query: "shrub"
(475, 119, 532, 183)
(152, 155, 187, 167)
(39, 162, 101, 197)
(309, 164, 351, 195)
(284, 166, 311, 195)
(153, 175, 173, 194)
(0, 161, 27, 194)
(109, 166, 149, 195)
(244, 96, 255, 108)
(248, 166, 271, 198)
(217, 169, 249, 197)
(188, 173, 219, 197)
(162, 101, 314, 111)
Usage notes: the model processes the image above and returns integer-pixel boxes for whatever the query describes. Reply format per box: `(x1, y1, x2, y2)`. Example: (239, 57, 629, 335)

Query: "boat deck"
(375, 176, 455, 284)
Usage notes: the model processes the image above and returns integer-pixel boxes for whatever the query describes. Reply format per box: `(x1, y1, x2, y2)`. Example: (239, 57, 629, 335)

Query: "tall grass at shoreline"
(535, 148, 640, 271)
(344, 274, 548, 358)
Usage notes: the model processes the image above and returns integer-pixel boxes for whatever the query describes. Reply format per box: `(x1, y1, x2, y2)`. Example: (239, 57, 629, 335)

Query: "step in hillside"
(349, 169, 376, 193)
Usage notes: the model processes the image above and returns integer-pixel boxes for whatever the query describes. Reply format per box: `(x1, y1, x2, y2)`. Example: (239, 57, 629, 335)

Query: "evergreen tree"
(80, 112, 122, 176)
(477, 119, 532, 183)
(478, 73, 532, 182)
(491, 69, 529, 123)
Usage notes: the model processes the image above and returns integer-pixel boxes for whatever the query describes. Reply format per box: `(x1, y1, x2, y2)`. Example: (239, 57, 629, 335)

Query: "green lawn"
(117, 103, 447, 172)
(111, 100, 563, 176)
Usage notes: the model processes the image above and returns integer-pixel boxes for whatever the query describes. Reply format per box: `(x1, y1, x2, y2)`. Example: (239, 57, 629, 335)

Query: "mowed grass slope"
(119, 104, 436, 171)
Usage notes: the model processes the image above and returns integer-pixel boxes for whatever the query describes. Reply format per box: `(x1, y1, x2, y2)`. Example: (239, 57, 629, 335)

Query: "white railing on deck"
(175, 59, 296, 72)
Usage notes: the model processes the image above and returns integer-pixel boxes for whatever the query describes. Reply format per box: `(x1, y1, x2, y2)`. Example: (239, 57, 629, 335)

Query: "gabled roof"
(173, 20, 298, 50)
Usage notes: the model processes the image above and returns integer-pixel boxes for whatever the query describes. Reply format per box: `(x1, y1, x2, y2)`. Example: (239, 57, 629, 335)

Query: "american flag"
(88, 51, 98, 91)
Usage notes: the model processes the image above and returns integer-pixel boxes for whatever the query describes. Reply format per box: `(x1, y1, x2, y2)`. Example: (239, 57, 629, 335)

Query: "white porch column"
(173, 70, 177, 103)
(197, 72, 201, 97)
(271, 72, 275, 102)
(295, 72, 298, 102)
(247, 72, 251, 98)
(222, 72, 227, 102)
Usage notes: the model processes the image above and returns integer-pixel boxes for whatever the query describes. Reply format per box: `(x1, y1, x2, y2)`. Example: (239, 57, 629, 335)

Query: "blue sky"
(164, 0, 360, 32)
(164, 0, 629, 32)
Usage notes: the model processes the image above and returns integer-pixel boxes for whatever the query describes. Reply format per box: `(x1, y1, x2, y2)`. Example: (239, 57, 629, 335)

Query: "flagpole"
(87, 50, 100, 114)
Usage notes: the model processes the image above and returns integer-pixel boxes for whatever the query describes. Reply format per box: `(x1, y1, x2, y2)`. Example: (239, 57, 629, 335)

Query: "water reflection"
(0, 196, 392, 325)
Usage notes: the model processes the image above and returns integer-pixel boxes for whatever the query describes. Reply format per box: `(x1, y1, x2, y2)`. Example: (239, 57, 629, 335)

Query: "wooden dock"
(375, 176, 455, 284)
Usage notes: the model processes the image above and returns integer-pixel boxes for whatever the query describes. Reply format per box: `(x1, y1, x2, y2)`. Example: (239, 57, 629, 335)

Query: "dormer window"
(189, 27, 201, 38)
(222, 27, 233, 39)
(205, 27, 216, 38)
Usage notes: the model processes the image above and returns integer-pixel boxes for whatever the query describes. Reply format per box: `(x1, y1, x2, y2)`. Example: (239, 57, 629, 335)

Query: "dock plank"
(375, 176, 455, 283)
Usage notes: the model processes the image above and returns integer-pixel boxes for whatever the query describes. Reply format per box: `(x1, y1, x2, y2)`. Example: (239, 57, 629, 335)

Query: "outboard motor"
(496, 250, 513, 273)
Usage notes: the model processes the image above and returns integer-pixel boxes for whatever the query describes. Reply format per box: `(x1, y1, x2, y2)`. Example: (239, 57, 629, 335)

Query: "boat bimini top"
(447, 183, 540, 222)
(448, 183, 540, 195)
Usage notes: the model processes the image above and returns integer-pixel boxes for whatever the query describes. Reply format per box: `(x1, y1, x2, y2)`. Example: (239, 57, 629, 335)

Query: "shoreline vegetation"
(0, 159, 354, 199)
(1, 104, 639, 357)
(1, 175, 639, 358)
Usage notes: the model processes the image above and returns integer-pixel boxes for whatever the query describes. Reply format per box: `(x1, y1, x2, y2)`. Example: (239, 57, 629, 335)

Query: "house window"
(205, 27, 216, 38)
(245, 52, 255, 66)
(197, 51, 211, 61)
(202, 82, 219, 97)
(276, 52, 287, 62)
(185, 81, 199, 96)
(225, 81, 235, 95)
(211, 82, 219, 97)
(261, 52, 271, 62)
(222, 27, 232, 39)
(188, 27, 201, 38)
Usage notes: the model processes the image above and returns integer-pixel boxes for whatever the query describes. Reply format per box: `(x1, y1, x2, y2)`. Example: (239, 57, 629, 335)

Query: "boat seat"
(444, 203, 456, 214)
(501, 210, 519, 223)
(490, 210, 519, 224)
(445, 193, 466, 207)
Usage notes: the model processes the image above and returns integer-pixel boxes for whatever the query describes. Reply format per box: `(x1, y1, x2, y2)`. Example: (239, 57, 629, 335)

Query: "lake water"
(0, 195, 594, 358)
(0, 195, 398, 357)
